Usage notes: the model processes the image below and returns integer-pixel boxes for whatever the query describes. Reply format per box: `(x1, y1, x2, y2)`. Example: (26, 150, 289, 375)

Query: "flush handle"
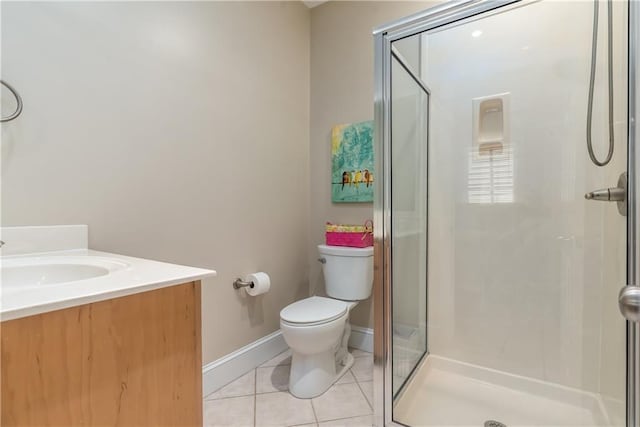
(317, 257, 326, 264)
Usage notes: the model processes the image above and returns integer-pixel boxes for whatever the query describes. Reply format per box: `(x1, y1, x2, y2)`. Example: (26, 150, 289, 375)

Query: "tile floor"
(203, 348, 374, 427)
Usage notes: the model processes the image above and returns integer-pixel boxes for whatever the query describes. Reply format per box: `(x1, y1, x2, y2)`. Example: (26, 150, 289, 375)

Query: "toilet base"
(289, 351, 355, 399)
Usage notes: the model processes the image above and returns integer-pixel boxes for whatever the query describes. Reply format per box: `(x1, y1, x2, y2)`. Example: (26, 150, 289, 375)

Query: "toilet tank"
(317, 244, 374, 301)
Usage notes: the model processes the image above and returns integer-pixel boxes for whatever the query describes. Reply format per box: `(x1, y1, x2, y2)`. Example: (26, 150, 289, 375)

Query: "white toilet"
(280, 244, 373, 398)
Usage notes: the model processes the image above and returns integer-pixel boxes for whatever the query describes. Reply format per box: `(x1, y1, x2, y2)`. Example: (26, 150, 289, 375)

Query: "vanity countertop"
(1, 249, 216, 321)
(0, 225, 216, 321)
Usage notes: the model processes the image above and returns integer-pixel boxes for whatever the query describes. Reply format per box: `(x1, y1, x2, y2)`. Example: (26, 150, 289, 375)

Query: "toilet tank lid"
(280, 296, 347, 324)
(317, 244, 373, 257)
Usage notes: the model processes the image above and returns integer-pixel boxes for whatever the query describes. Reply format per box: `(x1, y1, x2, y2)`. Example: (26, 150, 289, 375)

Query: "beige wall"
(1, 1, 310, 364)
(309, 1, 432, 328)
(1, 0, 436, 362)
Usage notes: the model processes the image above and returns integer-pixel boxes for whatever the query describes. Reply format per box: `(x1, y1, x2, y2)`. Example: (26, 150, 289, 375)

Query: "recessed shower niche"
(472, 92, 510, 158)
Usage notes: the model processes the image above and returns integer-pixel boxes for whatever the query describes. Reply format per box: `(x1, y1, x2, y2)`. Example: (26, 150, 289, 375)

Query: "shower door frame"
(372, 0, 640, 426)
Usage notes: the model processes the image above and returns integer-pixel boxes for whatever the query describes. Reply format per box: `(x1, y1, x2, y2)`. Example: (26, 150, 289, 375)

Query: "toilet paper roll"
(245, 272, 270, 296)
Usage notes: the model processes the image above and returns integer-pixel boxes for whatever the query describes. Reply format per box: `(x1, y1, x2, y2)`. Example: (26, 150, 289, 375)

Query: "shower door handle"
(619, 286, 640, 322)
(584, 172, 627, 216)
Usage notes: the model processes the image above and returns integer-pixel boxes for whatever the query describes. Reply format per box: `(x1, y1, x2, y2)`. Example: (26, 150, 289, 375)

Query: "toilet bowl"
(280, 297, 355, 398)
(280, 245, 373, 398)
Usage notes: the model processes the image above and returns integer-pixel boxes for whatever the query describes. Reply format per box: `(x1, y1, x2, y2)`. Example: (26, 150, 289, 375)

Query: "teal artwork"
(331, 120, 374, 203)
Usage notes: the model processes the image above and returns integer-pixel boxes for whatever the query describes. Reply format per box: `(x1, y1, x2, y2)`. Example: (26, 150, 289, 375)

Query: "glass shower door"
(389, 46, 429, 398)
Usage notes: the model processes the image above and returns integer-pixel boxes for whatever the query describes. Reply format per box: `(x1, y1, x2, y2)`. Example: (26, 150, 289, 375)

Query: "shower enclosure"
(373, 0, 639, 425)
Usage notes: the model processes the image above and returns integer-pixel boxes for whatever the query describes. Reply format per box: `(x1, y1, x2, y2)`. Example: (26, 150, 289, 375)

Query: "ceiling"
(302, 1, 328, 8)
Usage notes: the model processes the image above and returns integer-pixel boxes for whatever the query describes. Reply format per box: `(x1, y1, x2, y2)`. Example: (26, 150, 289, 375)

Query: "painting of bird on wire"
(331, 120, 374, 203)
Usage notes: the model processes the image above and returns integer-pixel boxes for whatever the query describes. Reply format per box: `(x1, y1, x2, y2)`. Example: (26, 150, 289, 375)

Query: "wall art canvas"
(331, 120, 374, 203)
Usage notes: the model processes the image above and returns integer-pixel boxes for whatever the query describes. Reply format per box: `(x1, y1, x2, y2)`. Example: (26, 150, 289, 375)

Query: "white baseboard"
(202, 330, 287, 397)
(202, 325, 374, 396)
(349, 326, 374, 353)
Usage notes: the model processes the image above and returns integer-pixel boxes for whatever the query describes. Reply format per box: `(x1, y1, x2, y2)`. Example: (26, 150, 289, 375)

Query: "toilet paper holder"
(233, 278, 254, 290)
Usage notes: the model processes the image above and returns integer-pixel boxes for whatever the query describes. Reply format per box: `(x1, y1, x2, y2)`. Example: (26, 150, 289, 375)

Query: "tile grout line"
(203, 393, 255, 402)
(352, 369, 373, 411)
(354, 380, 373, 411)
(309, 395, 320, 426)
(253, 368, 257, 427)
(316, 414, 373, 424)
(311, 364, 372, 426)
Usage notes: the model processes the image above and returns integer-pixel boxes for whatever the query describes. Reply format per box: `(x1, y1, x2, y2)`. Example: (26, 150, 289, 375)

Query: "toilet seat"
(280, 296, 347, 327)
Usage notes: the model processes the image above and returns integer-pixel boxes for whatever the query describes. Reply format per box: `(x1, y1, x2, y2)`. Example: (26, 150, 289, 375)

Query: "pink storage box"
(325, 221, 373, 248)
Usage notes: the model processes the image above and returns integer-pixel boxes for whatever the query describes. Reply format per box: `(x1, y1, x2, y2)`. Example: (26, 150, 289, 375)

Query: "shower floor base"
(393, 355, 623, 427)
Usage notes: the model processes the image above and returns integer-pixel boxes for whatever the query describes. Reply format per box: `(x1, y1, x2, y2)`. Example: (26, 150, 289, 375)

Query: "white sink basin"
(2, 256, 129, 290)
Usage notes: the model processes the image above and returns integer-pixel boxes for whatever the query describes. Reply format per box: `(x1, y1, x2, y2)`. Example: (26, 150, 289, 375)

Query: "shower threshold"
(393, 355, 623, 426)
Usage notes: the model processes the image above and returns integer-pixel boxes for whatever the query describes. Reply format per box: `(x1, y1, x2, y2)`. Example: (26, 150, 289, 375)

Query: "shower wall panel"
(423, 0, 627, 396)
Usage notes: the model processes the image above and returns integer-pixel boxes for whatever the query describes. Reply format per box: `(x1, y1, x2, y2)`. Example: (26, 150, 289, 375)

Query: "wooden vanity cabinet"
(1, 281, 202, 426)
